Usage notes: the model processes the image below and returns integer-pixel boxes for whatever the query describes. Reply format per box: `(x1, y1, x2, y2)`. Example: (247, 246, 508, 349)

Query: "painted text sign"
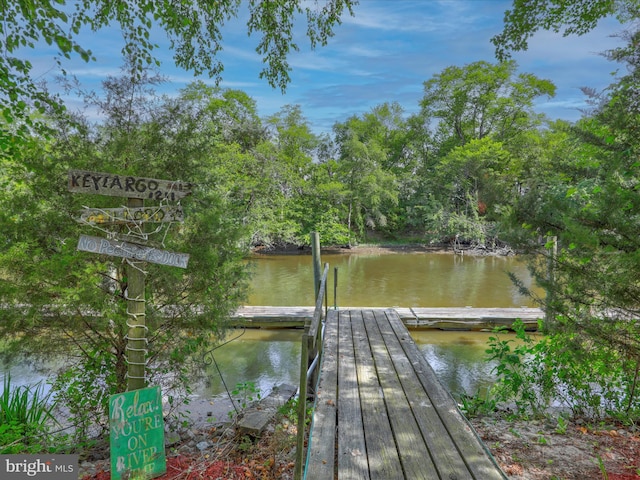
(78, 206, 184, 224)
(77, 235, 189, 268)
(109, 386, 166, 480)
(68, 169, 193, 201)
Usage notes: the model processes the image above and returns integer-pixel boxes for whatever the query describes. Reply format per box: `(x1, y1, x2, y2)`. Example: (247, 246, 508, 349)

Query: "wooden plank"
(402, 318, 539, 331)
(229, 306, 542, 331)
(350, 311, 403, 480)
(77, 235, 189, 268)
(231, 306, 312, 328)
(234, 306, 314, 318)
(305, 310, 339, 479)
(385, 311, 506, 479)
(78, 206, 184, 224)
(68, 169, 193, 200)
(337, 310, 369, 479)
(361, 310, 438, 479)
(406, 307, 543, 320)
(373, 309, 472, 478)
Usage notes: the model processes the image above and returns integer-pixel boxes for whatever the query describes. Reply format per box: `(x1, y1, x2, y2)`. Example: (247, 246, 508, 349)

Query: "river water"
(2, 252, 538, 400)
(247, 251, 539, 307)
(201, 252, 538, 399)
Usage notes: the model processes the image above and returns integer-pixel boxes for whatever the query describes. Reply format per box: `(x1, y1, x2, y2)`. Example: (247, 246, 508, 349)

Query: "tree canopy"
(0, 0, 355, 152)
(492, 0, 634, 60)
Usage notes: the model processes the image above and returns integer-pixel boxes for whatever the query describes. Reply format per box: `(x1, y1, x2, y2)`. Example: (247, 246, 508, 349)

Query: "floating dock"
(231, 305, 543, 330)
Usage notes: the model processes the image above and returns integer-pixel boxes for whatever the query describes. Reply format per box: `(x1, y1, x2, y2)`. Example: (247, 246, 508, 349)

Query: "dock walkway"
(233, 305, 542, 330)
(304, 308, 505, 479)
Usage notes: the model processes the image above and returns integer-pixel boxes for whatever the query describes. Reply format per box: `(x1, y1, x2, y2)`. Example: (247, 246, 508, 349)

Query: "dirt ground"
(252, 243, 455, 256)
(470, 415, 640, 480)
(81, 405, 640, 480)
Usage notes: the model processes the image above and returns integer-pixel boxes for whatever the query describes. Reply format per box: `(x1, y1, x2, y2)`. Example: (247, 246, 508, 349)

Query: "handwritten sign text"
(109, 387, 166, 480)
(77, 235, 189, 268)
(68, 170, 193, 201)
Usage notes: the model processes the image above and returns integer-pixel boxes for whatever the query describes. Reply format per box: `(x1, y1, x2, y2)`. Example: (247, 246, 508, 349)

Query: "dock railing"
(294, 262, 329, 480)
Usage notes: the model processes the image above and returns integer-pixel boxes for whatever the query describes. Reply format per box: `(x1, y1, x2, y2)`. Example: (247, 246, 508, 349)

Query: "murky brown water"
(247, 252, 542, 307)
(199, 329, 521, 399)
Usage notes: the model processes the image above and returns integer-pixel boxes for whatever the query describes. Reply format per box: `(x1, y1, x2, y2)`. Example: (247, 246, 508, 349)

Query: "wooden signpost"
(69, 169, 192, 479)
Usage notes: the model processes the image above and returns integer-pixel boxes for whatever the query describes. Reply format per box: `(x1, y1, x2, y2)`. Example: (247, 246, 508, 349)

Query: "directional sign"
(78, 206, 184, 225)
(68, 170, 193, 201)
(77, 235, 189, 268)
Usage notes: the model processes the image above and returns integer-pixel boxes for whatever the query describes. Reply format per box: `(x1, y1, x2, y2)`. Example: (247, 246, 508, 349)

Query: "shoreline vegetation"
(250, 240, 515, 257)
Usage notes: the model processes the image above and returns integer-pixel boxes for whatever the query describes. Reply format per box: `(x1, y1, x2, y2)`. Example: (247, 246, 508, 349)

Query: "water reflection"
(412, 331, 507, 397)
(195, 329, 510, 400)
(3, 252, 537, 401)
(2, 329, 505, 401)
(247, 253, 541, 307)
(198, 329, 302, 397)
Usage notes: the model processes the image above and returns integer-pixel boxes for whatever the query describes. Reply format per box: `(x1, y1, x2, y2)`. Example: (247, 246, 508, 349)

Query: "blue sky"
(29, 1, 625, 135)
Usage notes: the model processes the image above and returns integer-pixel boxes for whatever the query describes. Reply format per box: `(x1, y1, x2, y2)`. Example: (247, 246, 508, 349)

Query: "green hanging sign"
(109, 386, 166, 479)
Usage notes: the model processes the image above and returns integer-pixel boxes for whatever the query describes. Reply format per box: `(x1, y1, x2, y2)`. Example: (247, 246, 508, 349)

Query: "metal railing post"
(334, 267, 338, 309)
(311, 232, 321, 300)
(295, 262, 329, 480)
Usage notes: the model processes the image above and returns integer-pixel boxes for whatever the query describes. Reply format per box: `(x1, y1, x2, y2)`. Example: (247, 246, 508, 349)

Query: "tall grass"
(0, 374, 58, 453)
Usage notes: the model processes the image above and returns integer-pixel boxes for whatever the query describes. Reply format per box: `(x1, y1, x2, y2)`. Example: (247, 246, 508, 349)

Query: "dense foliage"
(0, 0, 355, 155)
(1, 0, 639, 449)
(0, 69, 253, 444)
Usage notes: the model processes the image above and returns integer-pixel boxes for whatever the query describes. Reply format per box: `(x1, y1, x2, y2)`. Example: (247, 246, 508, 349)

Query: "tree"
(0, 0, 356, 152)
(333, 114, 399, 242)
(413, 60, 555, 246)
(0, 69, 251, 440)
(420, 60, 555, 155)
(492, 0, 634, 61)
(501, 26, 640, 421)
(262, 105, 319, 245)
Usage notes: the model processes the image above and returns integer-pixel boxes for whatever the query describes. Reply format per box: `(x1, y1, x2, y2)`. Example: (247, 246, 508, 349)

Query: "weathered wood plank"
(386, 311, 506, 479)
(337, 311, 369, 480)
(236, 384, 296, 436)
(405, 307, 542, 320)
(77, 205, 184, 224)
(77, 235, 189, 268)
(351, 311, 404, 480)
(374, 310, 471, 478)
(305, 310, 339, 479)
(305, 308, 506, 479)
(360, 310, 437, 479)
(68, 169, 193, 200)
(230, 306, 543, 331)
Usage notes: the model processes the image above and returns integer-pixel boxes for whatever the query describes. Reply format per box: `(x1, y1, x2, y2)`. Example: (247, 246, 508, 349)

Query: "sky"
(28, 0, 626, 136)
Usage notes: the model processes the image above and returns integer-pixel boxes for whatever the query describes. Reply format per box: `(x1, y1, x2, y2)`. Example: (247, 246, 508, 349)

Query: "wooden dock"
(232, 305, 542, 330)
(304, 308, 506, 479)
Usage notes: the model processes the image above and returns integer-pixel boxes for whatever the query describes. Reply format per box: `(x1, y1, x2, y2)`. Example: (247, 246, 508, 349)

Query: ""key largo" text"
(68, 169, 193, 201)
